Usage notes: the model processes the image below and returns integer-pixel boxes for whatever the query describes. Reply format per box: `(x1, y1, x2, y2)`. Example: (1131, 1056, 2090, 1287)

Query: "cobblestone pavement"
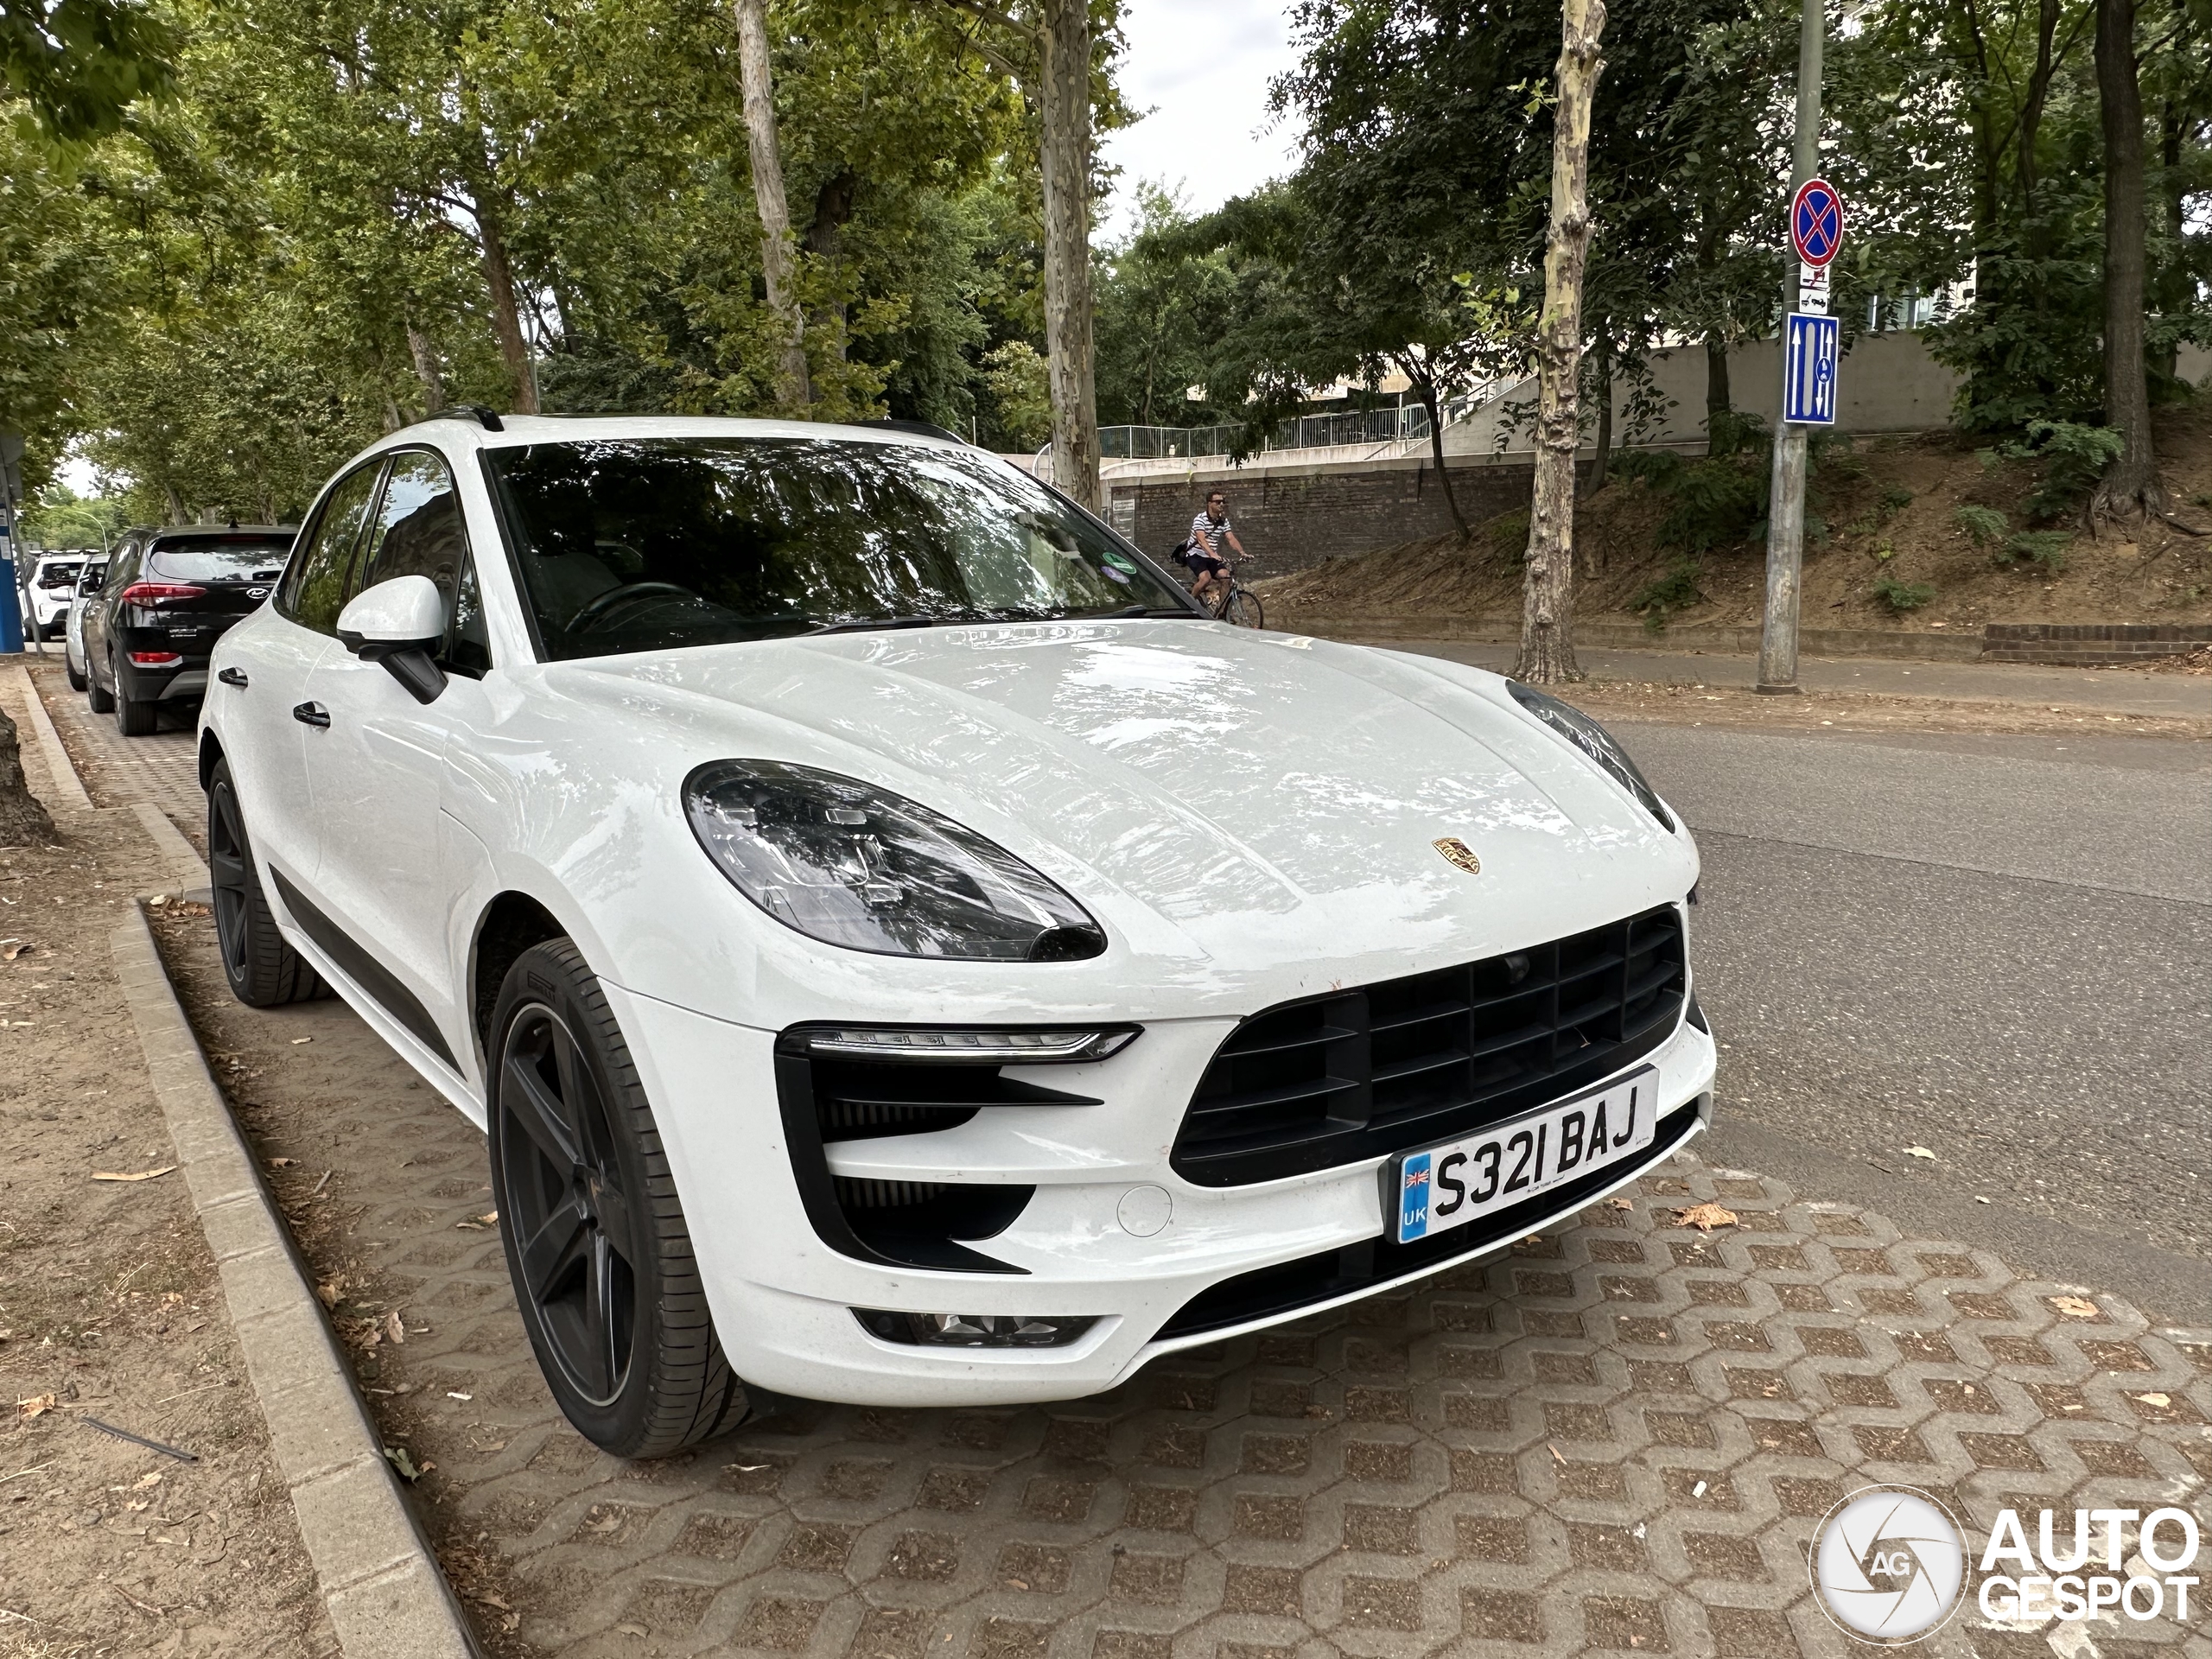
(68, 685, 2209, 1659)
(29, 657, 205, 848)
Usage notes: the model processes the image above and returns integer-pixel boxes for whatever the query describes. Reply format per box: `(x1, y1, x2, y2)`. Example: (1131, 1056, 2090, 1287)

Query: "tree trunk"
(734, 0, 810, 410)
(2092, 0, 2161, 518)
(163, 484, 187, 526)
(1515, 0, 1605, 684)
(2018, 0, 2060, 213)
(1704, 334, 1731, 455)
(1412, 376, 1465, 534)
(406, 320, 446, 414)
(474, 195, 540, 415)
(1585, 332, 1613, 496)
(1039, 0, 1101, 511)
(0, 712, 56, 847)
(805, 168, 858, 357)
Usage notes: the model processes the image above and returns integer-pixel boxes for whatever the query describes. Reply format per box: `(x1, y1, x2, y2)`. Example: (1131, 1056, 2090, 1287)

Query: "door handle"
(219, 666, 249, 689)
(292, 702, 331, 728)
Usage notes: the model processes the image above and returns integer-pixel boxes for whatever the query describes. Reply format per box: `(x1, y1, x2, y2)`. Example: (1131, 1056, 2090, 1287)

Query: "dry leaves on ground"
(16, 1393, 58, 1419)
(2049, 1294, 2101, 1319)
(91, 1166, 176, 1183)
(1669, 1202, 1738, 1231)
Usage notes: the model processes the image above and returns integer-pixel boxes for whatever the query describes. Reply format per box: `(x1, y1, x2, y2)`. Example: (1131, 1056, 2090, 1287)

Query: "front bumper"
(608, 982, 1717, 1408)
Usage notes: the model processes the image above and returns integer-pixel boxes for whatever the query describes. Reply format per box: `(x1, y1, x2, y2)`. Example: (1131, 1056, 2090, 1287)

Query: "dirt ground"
(1265, 404, 2212, 639)
(0, 750, 332, 1656)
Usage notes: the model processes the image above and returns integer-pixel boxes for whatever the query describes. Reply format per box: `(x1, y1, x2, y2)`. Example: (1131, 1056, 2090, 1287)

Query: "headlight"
(1506, 681, 1676, 833)
(684, 760, 1108, 961)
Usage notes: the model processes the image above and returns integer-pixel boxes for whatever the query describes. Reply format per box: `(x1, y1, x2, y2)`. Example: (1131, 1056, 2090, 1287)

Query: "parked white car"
(200, 413, 1714, 1457)
(63, 558, 108, 692)
(25, 552, 88, 643)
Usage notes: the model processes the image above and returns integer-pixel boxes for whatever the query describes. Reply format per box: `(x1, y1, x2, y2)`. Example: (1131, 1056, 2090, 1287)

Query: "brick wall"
(1981, 623, 2212, 665)
(1111, 459, 1561, 576)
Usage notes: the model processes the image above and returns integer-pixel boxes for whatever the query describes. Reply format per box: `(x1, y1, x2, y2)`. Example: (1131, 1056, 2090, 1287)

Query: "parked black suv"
(83, 526, 297, 735)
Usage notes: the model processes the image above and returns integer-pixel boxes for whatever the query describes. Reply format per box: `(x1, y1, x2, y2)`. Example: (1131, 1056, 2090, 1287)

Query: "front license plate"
(1391, 1068, 1659, 1244)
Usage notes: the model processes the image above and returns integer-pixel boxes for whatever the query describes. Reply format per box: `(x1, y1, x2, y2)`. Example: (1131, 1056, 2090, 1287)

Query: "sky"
(1097, 0, 1307, 240)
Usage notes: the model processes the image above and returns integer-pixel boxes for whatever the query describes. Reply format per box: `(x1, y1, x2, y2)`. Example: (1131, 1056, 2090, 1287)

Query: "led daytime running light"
(800, 1026, 1138, 1064)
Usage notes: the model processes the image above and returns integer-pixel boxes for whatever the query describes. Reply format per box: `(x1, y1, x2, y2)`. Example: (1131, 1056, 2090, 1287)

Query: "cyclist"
(1180, 491, 1247, 610)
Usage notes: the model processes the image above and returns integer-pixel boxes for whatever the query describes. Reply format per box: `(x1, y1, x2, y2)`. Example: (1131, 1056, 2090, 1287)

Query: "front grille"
(1173, 906, 1688, 1187)
(1157, 1100, 1700, 1338)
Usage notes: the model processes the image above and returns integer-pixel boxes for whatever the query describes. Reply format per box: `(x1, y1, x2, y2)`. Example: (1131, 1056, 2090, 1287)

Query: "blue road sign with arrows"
(1783, 312, 1840, 424)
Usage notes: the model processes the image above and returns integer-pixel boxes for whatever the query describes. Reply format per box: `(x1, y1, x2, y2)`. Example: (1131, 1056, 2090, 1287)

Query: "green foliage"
(18, 480, 127, 547)
(1997, 529, 2074, 570)
(1879, 485, 1915, 514)
(979, 340, 1051, 453)
(1630, 559, 1704, 632)
(1872, 574, 1936, 612)
(1487, 508, 1529, 565)
(1654, 458, 1767, 554)
(1954, 504, 2009, 544)
(1999, 420, 2126, 520)
(1, 0, 176, 143)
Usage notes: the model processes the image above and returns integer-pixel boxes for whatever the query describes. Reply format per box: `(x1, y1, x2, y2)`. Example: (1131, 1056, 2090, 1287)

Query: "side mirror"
(337, 575, 448, 704)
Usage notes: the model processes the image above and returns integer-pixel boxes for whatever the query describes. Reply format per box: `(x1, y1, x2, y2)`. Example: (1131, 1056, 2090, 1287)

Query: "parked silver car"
(63, 559, 108, 692)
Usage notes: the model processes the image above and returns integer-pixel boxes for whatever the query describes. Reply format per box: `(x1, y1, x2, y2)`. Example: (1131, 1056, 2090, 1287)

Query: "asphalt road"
(1622, 721, 2212, 1325)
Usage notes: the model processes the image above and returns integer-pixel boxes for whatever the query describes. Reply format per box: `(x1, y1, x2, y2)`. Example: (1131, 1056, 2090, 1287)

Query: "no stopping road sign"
(1791, 178, 1843, 267)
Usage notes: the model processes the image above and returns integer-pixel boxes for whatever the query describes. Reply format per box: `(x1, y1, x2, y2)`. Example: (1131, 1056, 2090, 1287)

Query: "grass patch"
(1872, 575, 1936, 613)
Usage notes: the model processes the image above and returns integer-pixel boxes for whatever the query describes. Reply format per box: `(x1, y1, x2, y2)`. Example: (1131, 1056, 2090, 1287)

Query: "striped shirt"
(1186, 511, 1232, 560)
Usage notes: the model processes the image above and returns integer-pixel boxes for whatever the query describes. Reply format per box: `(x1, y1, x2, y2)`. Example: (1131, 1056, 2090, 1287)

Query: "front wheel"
(488, 939, 754, 1458)
(1221, 588, 1264, 629)
(207, 760, 330, 1007)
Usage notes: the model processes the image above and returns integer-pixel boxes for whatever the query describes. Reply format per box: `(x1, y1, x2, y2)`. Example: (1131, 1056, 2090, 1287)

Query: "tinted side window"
(358, 450, 491, 674)
(282, 464, 383, 635)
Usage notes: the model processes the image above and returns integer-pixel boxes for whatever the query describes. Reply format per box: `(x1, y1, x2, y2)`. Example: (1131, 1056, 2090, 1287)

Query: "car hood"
(557, 621, 1695, 986)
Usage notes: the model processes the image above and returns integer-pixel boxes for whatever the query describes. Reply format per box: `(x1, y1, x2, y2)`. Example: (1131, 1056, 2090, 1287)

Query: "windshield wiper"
(804, 615, 945, 636)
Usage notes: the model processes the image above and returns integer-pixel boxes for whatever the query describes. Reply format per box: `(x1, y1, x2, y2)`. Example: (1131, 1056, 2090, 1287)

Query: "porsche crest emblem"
(1433, 836, 1482, 875)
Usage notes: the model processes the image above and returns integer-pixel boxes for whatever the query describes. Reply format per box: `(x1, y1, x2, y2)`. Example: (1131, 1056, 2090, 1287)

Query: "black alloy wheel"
(487, 940, 755, 1457)
(205, 758, 327, 1007)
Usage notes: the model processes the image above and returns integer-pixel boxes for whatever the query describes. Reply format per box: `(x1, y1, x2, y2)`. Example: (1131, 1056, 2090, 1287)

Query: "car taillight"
(128, 651, 184, 666)
(119, 582, 206, 605)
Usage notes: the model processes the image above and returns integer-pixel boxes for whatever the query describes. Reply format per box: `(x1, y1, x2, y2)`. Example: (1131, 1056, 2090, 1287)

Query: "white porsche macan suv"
(200, 412, 1716, 1458)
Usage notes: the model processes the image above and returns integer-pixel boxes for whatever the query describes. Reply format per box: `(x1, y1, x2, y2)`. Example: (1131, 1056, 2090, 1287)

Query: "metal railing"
(1096, 404, 1433, 462)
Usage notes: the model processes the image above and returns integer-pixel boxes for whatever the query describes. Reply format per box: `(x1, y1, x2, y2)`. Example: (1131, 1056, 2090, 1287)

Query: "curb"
(111, 903, 482, 1659)
(7, 663, 93, 812)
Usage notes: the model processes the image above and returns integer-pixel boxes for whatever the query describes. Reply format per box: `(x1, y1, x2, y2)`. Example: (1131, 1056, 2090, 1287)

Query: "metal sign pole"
(1756, 0, 1825, 695)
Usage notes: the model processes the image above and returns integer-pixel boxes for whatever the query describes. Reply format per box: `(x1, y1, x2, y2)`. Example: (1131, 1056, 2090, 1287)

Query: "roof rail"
(443, 404, 505, 432)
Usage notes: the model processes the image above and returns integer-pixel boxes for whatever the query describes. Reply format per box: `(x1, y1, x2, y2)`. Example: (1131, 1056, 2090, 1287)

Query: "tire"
(207, 759, 330, 1007)
(65, 656, 86, 693)
(86, 664, 114, 714)
(488, 940, 753, 1458)
(117, 690, 158, 736)
(1221, 588, 1264, 629)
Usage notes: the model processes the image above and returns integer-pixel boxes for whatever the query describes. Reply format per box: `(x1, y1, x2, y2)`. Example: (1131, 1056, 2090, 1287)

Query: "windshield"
(149, 539, 292, 582)
(485, 436, 1192, 661)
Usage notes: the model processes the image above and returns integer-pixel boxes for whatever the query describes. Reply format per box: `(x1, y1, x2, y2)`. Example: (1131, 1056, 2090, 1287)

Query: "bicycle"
(1205, 572, 1263, 629)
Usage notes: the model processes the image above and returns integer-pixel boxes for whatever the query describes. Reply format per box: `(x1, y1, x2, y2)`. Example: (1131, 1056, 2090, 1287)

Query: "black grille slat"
(1172, 906, 1688, 1187)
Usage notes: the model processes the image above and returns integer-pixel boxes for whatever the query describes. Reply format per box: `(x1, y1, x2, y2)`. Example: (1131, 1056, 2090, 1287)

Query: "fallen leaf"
(92, 1167, 177, 1183)
(267, 1157, 296, 1169)
(16, 1394, 57, 1419)
(2133, 1392, 2171, 1408)
(290, 1037, 313, 1046)
(383, 1446, 424, 1482)
(726, 1462, 769, 1473)
(2049, 1295, 2100, 1319)
(1669, 1202, 1738, 1231)
(586, 1512, 622, 1533)
(615, 1624, 646, 1637)
(0, 942, 34, 961)
(383, 1310, 405, 1346)
(1605, 1197, 1633, 1211)
(314, 1281, 340, 1310)
(1904, 1146, 1937, 1160)
(1547, 1442, 1566, 1465)
(1003, 1579, 1028, 1591)
(447, 1391, 472, 1402)
(133, 1472, 162, 1489)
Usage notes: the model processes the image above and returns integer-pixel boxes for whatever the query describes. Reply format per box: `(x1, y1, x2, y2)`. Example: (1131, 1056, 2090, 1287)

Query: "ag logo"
(1811, 1485, 1968, 1643)
(1432, 836, 1481, 875)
